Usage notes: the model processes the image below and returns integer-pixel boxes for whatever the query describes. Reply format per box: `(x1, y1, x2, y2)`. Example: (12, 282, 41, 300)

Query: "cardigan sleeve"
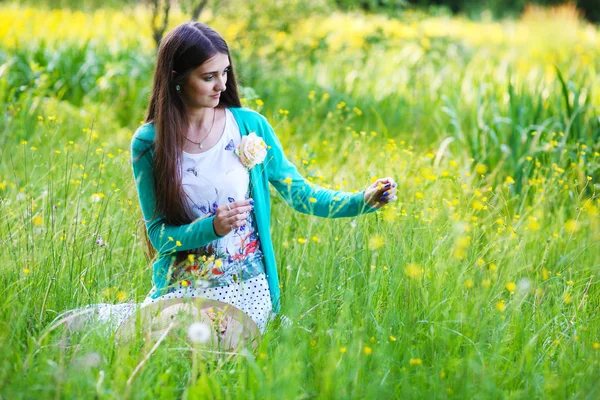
(130, 127, 222, 255)
(257, 116, 379, 218)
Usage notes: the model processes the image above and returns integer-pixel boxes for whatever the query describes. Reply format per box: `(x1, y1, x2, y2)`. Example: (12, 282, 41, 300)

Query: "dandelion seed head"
(516, 278, 532, 295)
(187, 322, 211, 344)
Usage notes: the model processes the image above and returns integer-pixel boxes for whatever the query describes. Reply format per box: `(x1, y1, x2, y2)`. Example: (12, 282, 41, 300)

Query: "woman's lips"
(211, 94, 220, 98)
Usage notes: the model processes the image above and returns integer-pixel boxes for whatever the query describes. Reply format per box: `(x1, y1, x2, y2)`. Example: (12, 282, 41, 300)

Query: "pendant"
(199, 143, 203, 149)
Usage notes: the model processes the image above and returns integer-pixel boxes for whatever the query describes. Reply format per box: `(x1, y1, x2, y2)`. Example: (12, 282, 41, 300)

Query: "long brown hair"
(139, 22, 242, 261)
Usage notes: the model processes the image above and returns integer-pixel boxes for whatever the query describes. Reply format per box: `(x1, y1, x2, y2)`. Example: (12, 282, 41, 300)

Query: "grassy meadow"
(1, 3, 599, 398)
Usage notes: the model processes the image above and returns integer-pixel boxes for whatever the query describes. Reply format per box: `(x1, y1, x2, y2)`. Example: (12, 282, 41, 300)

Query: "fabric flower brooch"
(235, 132, 267, 169)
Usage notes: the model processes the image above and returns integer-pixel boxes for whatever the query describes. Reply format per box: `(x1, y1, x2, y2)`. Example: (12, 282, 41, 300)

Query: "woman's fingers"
(231, 199, 254, 210)
(365, 177, 398, 206)
(379, 187, 397, 201)
(371, 178, 388, 190)
(228, 212, 248, 223)
(222, 200, 253, 217)
(214, 199, 253, 236)
(371, 177, 396, 193)
(232, 219, 247, 228)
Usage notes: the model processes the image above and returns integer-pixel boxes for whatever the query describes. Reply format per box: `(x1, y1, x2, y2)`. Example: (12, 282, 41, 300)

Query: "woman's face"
(180, 52, 230, 109)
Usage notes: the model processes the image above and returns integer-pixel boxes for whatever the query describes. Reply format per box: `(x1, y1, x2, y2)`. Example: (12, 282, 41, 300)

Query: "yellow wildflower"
(527, 217, 540, 231)
(475, 163, 488, 174)
(405, 263, 421, 279)
(496, 300, 506, 312)
(368, 234, 385, 250)
(565, 219, 579, 233)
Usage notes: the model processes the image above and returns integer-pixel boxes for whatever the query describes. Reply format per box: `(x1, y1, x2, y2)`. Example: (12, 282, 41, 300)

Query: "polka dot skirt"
(53, 274, 279, 337)
(141, 273, 273, 333)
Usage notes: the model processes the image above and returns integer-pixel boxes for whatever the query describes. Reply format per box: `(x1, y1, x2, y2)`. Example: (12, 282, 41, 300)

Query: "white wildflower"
(187, 321, 211, 344)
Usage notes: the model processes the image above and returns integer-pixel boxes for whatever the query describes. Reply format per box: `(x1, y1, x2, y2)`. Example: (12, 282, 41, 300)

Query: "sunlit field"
(1, 3, 599, 398)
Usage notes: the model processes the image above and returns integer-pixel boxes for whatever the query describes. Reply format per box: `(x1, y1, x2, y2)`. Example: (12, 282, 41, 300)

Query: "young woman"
(58, 21, 397, 339)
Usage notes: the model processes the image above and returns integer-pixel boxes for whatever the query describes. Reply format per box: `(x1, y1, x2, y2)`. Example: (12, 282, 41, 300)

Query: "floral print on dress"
(194, 200, 219, 217)
(174, 192, 264, 289)
(224, 139, 235, 151)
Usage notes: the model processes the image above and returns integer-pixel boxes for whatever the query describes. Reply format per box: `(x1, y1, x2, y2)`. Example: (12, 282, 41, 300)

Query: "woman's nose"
(215, 77, 226, 92)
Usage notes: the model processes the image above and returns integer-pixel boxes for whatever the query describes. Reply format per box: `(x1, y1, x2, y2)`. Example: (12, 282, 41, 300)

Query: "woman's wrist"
(212, 217, 226, 237)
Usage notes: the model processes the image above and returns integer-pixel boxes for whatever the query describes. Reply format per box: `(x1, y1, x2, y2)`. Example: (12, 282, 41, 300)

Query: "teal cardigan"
(130, 106, 378, 313)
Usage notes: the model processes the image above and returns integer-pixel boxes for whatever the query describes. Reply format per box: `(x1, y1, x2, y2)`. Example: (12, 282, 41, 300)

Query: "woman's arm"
(256, 116, 379, 218)
(131, 129, 222, 255)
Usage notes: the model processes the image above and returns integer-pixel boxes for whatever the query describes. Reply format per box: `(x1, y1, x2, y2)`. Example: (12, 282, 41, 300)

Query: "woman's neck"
(184, 105, 219, 131)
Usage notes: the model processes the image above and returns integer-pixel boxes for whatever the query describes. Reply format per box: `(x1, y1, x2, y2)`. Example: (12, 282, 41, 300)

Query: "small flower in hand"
(235, 132, 267, 169)
(364, 177, 398, 208)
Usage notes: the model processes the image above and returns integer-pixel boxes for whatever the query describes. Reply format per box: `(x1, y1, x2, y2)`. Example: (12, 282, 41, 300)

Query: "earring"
(176, 85, 181, 91)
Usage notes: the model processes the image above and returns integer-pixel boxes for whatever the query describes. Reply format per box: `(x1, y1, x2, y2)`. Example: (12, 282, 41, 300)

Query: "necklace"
(184, 108, 216, 149)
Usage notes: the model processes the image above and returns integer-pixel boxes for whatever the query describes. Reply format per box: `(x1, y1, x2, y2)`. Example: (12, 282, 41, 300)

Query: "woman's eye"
(204, 69, 228, 82)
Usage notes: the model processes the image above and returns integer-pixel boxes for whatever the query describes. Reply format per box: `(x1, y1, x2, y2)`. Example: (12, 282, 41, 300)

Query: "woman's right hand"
(212, 199, 254, 237)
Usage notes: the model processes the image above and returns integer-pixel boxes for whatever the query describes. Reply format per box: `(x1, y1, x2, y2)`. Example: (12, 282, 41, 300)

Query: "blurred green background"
(1, 0, 599, 398)
(9, 0, 600, 22)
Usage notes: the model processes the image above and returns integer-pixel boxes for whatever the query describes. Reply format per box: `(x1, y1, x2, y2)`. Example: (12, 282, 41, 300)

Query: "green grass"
(1, 4, 599, 399)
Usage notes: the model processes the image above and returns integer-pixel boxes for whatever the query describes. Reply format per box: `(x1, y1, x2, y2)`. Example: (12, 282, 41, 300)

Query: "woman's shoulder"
(131, 122, 155, 155)
(228, 106, 270, 128)
(133, 122, 155, 141)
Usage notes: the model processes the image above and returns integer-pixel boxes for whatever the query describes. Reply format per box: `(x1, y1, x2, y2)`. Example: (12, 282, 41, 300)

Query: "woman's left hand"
(364, 177, 398, 208)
